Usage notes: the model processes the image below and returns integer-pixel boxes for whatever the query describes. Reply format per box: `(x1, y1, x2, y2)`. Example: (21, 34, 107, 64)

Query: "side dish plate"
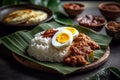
(0, 4, 53, 27)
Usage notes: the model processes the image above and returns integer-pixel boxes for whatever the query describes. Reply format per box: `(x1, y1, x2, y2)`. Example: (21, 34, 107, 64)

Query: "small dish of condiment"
(98, 2, 120, 20)
(77, 15, 107, 31)
(105, 21, 120, 40)
(63, 3, 85, 18)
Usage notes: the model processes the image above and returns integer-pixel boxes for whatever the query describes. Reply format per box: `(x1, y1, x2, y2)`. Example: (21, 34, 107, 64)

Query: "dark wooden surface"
(0, 1, 120, 80)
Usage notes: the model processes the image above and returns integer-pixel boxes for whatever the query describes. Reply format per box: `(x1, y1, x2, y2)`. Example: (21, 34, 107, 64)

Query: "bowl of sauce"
(63, 3, 85, 18)
(105, 21, 120, 40)
(98, 2, 120, 20)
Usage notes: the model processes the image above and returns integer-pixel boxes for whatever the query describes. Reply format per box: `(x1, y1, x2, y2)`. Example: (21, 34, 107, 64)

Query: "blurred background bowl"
(98, 2, 120, 20)
(105, 21, 120, 40)
(77, 15, 107, 31)
(63, 2, 85, 18)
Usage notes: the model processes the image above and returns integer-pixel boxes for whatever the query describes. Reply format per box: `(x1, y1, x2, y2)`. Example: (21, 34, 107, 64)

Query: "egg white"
(52, 29, 73, 49)
(56, 27, 79, 39)
(64, 27, 79, 39)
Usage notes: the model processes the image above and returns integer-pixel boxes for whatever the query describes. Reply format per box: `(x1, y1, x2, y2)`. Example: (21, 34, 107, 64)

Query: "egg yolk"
(64, 27, 76, 35)
(56, 33, 70, 44)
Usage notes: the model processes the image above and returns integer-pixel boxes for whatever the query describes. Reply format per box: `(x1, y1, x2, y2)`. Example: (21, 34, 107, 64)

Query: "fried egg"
(52, 29, 73, 49)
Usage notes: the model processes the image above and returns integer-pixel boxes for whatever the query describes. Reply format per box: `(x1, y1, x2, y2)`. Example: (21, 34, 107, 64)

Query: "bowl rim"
(98, 2, 120, 12)
(63, 2, 85, 10)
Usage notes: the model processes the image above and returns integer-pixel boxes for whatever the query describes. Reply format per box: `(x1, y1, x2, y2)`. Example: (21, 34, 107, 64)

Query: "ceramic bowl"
(63, 3, 85, 18)
(77, 15, 107, 31)
(105, 21, 120, 40)
(98, 2, 120, 20)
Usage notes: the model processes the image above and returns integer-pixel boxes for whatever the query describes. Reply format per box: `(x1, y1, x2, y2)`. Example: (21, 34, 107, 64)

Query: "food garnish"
(42, 29, 58, 38)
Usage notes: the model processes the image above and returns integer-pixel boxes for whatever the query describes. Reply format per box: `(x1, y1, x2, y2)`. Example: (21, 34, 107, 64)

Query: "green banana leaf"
(54, 12, 73, 26)
(47, 0, 60, 12)
(85, 67, 120, 80)
(0, 21, 111, 75)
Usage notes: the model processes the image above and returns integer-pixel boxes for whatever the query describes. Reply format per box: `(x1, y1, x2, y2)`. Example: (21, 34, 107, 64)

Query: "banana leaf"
(47, 0, 60, 12)
(54, 12, 73, 26)
(0, 21, 111, 75)
(85, 67, 120, 80)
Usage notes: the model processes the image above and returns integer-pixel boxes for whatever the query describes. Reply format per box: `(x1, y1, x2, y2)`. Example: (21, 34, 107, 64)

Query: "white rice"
(27, 31, 69, 62)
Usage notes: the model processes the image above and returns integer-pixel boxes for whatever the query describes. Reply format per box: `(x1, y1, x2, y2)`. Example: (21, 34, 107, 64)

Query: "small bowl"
(105, 21, 120, 40)
(63, 3, 85, 18)
(98, 2, 120, 20)
(77, 15, 107, 31)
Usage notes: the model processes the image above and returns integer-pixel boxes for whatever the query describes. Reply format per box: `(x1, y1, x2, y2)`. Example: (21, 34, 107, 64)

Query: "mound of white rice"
(27, 32, 69, 62)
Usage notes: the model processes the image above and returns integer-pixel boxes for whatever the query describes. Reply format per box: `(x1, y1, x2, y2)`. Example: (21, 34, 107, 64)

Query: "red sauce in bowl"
(102, 4, 120, 11)
(63, 3, 82, 10)
(63, 3, 85, 18)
